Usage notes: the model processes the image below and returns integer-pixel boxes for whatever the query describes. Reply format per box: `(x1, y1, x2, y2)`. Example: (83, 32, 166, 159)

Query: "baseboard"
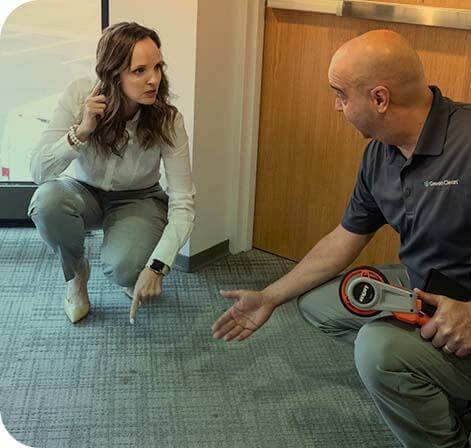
(175, 240, 230, 272)
(0, 183, 36, 221)
(0, 219, 34, 227)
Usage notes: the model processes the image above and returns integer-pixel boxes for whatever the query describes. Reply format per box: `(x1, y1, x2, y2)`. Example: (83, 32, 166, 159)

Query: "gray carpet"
(0, 228, 400, 448)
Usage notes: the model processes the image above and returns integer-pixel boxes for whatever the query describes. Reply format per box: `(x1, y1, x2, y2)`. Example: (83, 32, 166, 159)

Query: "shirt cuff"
(149, 236, 180, 270)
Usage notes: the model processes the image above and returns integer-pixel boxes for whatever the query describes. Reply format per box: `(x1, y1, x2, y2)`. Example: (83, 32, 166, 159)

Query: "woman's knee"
(101, 254, 141, 287)
(28, 180, 82, 219)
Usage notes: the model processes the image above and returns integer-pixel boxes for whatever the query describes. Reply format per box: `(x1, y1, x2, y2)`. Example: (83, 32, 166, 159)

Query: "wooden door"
(253, 1, 471, 265)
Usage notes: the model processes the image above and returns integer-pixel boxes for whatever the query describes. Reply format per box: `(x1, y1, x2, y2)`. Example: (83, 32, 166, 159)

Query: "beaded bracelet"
(68, 124, 87, 148)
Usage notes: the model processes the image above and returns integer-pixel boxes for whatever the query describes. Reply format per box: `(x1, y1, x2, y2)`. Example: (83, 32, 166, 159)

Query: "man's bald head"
(329, 30, 427, 106)
(328, 30, 433, 143)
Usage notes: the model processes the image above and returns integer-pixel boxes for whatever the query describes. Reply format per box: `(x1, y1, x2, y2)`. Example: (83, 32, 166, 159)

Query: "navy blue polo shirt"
(342, 87, 471, 290)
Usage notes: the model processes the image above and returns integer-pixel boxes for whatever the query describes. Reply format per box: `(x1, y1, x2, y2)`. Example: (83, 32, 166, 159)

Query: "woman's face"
(120, 37, 163, 114)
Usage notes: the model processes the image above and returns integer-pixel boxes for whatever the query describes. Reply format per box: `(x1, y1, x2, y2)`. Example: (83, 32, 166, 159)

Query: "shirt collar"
(385, 86, 451, 162)
(413, 86, 450, 157)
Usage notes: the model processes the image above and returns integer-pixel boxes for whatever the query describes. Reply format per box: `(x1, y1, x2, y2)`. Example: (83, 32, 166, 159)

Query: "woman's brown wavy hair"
(88, 22, 178, 157)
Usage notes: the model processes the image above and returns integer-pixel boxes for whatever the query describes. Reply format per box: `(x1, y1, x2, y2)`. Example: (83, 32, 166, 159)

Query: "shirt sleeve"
(29, 78, 92, 184)
(149, 112, 196, 268)
(341, 145, 386, 235)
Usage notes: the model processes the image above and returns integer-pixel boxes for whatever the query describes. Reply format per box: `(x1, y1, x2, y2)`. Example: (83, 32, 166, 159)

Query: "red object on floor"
(2, 167, 10, 178)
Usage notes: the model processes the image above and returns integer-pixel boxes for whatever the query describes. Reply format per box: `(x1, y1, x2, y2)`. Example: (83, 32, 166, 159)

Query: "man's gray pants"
(28, 177, 168, 284)
(298, 267, 471, 448)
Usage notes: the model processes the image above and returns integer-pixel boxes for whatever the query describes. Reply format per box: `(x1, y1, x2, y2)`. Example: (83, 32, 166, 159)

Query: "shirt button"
(404, 187, 411, 197)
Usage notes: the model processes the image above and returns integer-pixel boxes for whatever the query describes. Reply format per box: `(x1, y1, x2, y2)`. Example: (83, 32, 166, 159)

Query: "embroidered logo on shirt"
(423, 179, 460, 188)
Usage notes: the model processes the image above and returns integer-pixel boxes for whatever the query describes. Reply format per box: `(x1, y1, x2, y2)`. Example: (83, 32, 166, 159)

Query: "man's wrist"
(261, 287, 280, 308)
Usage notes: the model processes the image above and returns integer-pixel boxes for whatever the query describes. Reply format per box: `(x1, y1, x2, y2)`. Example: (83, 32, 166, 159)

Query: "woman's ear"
(370, 86, 390, 114)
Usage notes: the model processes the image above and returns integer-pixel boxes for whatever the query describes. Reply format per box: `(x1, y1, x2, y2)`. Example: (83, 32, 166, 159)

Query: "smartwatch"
(146, 259, 170, 276)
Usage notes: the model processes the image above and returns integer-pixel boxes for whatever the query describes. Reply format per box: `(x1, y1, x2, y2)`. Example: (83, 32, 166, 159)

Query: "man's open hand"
(212, 289, 275, 341)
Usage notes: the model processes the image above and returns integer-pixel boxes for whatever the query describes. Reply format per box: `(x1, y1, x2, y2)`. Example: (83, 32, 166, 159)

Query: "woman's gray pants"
(28, 177, 168, 285)
(298, 268, 471, 448)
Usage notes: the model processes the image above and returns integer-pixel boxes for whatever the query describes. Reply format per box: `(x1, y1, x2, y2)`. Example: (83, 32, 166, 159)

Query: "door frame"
(230, 0, 266, 253)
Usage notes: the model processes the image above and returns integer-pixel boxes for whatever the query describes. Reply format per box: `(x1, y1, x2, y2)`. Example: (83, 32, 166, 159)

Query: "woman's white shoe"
(64, 258, 91, 323)
(64, 300, 90, 324)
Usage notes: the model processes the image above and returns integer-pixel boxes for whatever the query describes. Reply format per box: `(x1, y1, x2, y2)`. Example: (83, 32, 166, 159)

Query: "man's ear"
(370, 86, 389, 114)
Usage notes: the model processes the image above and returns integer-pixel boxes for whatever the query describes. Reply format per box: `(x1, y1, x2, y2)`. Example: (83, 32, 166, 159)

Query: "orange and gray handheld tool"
(339, 266, 432, 326)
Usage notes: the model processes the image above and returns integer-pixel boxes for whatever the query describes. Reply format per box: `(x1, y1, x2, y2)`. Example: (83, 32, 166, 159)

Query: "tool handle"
(393, 299, 435, 326)
(393, 311, 430, 326)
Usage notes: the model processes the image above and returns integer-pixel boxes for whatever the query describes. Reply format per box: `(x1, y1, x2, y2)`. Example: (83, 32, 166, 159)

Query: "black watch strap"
(146, 259, 169, 275)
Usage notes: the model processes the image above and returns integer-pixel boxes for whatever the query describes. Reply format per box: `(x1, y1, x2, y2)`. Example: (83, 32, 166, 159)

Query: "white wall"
(110, 0, 198, 257)
(190, 0, 248, 255)
(109, 0, 262, 259)
(110, 0, 198, 149)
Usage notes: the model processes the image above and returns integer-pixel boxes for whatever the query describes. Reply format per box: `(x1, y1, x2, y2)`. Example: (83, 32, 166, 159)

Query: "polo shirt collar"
(411, 86, 450, 157)
(385, 86, 450, 162)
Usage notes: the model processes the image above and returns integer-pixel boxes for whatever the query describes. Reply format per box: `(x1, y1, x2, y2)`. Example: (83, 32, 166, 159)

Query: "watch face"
(150, 260, 165, 271)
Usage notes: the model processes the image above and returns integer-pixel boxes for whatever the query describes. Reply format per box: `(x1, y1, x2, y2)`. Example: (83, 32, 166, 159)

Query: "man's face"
(328, 63, 376, 139)
(120, 37, 163, 108)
